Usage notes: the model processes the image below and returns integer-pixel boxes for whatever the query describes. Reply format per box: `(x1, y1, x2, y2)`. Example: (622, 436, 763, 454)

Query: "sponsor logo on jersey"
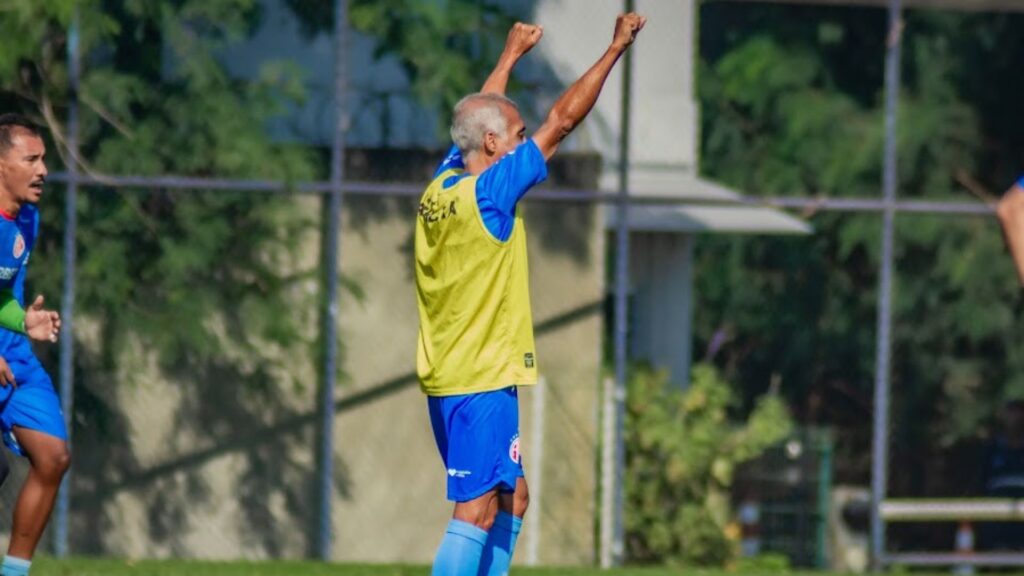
(12, 234, 24, 259)
(418, 196, 459, 224)
(0, 267, 17, 280)
(447, 468, 472, 478)
(524, 352, 534, 368)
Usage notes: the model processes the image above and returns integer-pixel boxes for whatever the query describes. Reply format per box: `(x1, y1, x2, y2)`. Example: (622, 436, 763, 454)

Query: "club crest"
(509, 435, 521, 464)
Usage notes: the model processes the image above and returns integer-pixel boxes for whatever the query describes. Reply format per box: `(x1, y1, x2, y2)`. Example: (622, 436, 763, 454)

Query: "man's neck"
(0, 194, 21, 219)
(464, 154, 497, 176)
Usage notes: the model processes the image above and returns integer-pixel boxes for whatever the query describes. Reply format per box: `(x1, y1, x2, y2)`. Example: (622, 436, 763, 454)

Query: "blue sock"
(433, 519, 488, 576)
(478, 511, 523, 576)
(0, 556, 30, 576)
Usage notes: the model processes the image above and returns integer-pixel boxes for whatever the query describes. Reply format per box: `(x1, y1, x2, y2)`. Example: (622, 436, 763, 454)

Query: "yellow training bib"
(415, 169, 537, 396)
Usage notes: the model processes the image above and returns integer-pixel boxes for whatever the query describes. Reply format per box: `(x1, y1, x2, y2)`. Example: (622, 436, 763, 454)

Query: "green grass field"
(23, 558, 978, 576)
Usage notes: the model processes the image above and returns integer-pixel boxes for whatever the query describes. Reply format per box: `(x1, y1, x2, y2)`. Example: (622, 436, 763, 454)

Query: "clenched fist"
(612, 12, 647, 51)
(505, 22, 543, 57)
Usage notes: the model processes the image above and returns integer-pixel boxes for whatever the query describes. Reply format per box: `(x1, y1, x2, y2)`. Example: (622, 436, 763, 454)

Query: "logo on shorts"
(524, 353, 534, 369)
(509, 434, 521, 464)
(12, 234, 24, 259)
(447, 468, 471, 478)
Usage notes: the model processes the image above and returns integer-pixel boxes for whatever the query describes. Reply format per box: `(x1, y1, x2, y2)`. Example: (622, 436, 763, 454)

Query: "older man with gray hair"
(415, 13, 646, 576)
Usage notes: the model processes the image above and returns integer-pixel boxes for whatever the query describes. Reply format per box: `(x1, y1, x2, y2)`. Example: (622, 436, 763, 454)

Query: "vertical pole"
(871, 0, 902, 570)
(816, 431, 833, 569)
(525, 376, 546, 566)
(55, 5, 81, 558)
(600, 376, 616, 568)
(608, 0, 635, 567)
(318, 0, 347, 561)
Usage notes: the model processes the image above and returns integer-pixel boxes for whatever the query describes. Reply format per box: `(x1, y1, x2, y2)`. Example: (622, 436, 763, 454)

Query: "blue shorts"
(0, 358, 67, 457)
(428, 386, 524, 502)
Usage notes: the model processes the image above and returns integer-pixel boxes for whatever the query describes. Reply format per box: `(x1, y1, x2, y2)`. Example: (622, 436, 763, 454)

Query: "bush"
(623, 363, 793, 566)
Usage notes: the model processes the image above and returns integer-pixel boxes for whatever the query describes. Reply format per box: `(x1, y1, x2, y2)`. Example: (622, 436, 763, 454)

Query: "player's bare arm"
(997, 181, 1024, 285)
(480, 22, 543, 96)
(532, 12, 646, 160)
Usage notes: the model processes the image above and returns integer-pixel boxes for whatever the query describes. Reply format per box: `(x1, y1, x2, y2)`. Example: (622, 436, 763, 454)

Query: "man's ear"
(483, 131, 498, 157)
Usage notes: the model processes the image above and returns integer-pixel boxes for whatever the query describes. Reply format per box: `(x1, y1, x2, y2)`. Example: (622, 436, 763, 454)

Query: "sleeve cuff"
(524, 139, 548, 183)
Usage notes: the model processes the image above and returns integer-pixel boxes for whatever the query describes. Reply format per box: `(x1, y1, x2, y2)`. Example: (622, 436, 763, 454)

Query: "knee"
(459, 506, 498, 532)
(477, 509, 498, 532)
(34, 448, 70, 481)
(454, 494, 500, 531)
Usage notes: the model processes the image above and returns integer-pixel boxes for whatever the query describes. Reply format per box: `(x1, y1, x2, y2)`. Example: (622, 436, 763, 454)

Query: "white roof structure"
(605, 177, 813, 235)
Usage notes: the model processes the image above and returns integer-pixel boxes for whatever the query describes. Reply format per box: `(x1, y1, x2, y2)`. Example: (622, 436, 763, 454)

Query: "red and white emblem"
(509, 435, 521, 464)
(12, 234, 24, 259)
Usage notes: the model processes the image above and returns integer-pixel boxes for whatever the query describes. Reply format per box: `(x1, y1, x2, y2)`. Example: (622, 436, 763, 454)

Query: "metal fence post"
(606, 0, 635, 567)
(55, 5, 81, 558)
(317, 0, 348, 561)
(525, 376, 547, 565)
(871, 0, 903, 570)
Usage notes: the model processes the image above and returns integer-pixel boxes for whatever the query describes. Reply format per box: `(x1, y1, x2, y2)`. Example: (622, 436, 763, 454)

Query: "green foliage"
(284, 0, 519, 132)
(696, 4, 1024, 488)
(0, 0, 333, 551)
(0, 0, 320, 379)
(624, 364, 793, 566)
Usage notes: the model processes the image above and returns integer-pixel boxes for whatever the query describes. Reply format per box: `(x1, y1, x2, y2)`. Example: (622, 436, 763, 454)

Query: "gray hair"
(450, 93, 519, 158)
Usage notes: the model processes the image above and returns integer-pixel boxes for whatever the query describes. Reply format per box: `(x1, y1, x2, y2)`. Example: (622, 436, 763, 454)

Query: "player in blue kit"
(416, 14, 645, 576)
(0, 114, 69, 576)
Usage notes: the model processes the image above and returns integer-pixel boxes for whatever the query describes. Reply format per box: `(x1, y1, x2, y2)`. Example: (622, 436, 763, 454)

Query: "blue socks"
(0, 556, 30, 576)
(432, 519, 488, 576)
(479, 512, 523, 576)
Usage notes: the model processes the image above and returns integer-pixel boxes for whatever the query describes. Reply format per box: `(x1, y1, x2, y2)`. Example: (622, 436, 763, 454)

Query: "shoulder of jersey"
(0, 221, 21, 265)
(0, 216, 18, 236)
(18, 204, 38, 222)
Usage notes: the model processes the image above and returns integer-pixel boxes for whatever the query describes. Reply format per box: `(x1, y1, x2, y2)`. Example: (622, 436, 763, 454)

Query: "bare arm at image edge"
(997, 180, 1024, 286)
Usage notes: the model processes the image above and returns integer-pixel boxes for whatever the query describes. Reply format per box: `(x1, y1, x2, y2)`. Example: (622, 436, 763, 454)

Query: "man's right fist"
(612, 12, 647, 50)
(506, 22, 543, 56)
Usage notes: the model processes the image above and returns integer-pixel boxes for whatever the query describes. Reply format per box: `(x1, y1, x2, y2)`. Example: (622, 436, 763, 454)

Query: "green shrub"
(623, 363, 793, 566)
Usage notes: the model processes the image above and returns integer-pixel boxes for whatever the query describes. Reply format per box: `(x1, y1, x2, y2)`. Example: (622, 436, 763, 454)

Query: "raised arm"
(997, 179, 1024, 286)
(532, 13, 646, 160)
(481, 23, 544, 96)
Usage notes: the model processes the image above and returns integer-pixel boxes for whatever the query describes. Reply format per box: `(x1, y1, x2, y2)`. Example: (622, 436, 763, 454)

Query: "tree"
(696, 3, 1024, 494)
(284, 0, 521, 132)
(0, 0, 325, 553)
